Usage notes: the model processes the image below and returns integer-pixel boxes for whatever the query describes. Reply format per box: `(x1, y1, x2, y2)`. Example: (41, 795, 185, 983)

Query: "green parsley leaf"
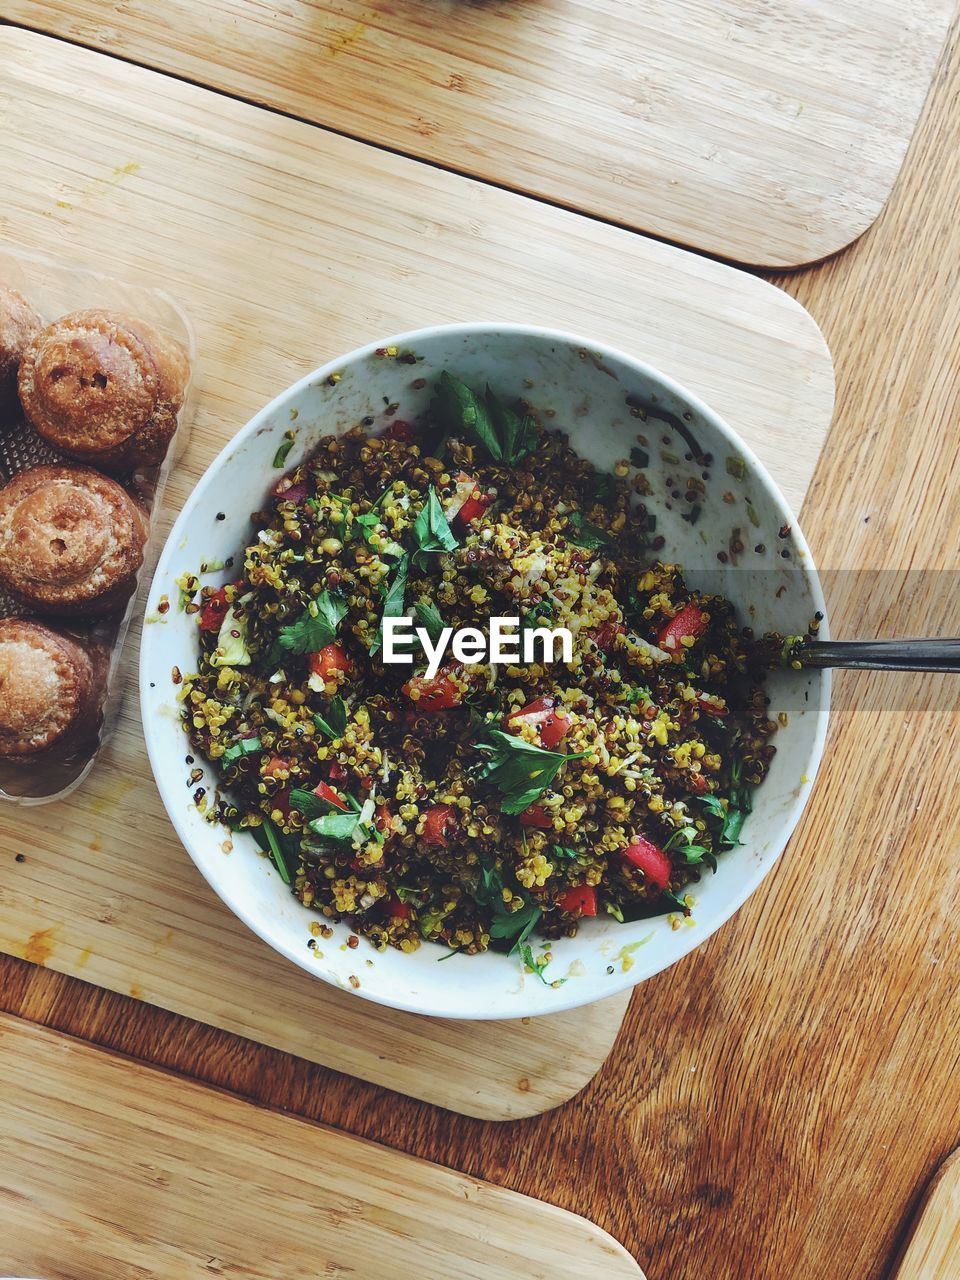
(313, 695, 348, 741)
(370, 553, 410, 655)
(221, 736, 262, 765)
(477, 730, 586, 815)
(550, 844, 579, 861)
(412, 488, 458, 569)
(267, 591, 347, 670)
(433, 371, 502, 460)
(489, 901, 541, 945)
(414, 600, 446, 645)
(566, 510, 612, 550)
(726, 455, 747, 481)
(518, 941, 566, 986)
(272, 437, 295, 468)
(486, 386, 537, 464)
(719, 807, 747, 850)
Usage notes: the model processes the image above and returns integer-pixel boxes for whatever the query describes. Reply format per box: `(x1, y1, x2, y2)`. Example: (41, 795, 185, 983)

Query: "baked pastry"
(0, 285, 41, 419)
(0, 464, 148, 616)
(0, 619, 99, 757)
(18, 309, 189, 471)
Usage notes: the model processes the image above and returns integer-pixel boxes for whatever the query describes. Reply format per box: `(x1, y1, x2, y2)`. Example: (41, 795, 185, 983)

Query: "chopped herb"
(222, 736, 262, 765)
(432, 371, 502, 460)
(550, 844, 580, 861)
(288, 788, 328, 821)
(518, 942, 565, 986)
(662, 889, 690, 914)
(477, 730, 586, 815)
(489, 900, 541, 948)
(254, 816, 293, 884)
(370, 553, 410, 655)
(566, 511, 612, 550)
(412, 488, 458, 569)
(272, 437, 295, 468)
(746, 502, 761, 527)
(682, 504, 702, 526)
(414, 600, 446, 644)
(605, 902, 625, 923)
(486, 386, 538, 464)
(308, 812, 366, 842)
(430, 372, 539, 464)
(726, 455, 747, 481)
(313, 695, 348, 741)
(267, 591, 346, 670)
(630, 447, 650, 468)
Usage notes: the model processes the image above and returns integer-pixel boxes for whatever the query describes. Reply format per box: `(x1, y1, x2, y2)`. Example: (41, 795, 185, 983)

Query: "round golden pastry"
(0, 464, 149, 616)
(0, 619, 98, 757)
(17, 308, 189, 471)
(0, 285, 41, 418)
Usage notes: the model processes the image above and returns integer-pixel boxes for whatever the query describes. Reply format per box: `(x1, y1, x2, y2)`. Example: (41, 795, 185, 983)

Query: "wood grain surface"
(894, 1150, 960, 1280)
(0, 1013, 644, 1279)
(0, 26, 831, 1121)
(0, 15, 958, 1280)
(1, 0, 953, 267)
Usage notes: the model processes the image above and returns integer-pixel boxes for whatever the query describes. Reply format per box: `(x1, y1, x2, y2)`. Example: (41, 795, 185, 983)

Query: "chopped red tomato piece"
(558, 884, 598, 916)
(507, 696, 571, 750)
(312, 780, 348, 812)
(422, 803, 458, 846)
(326, 760, 348, 782)
(272, 787, 292, 820)
(589, 621, 626, 650)
(622, 837, 672, 889)
(450, 472, 493, 531)
(518, 804, 554, 829)
(262, 755, 291, 779)
(386, 896, 412, 920)
(402, 670, 462, 711)
(657, 602, 707, 652)
(309, 644, 351, 682)
(199, 587, 229, 631)
(697, 693, 728, 717)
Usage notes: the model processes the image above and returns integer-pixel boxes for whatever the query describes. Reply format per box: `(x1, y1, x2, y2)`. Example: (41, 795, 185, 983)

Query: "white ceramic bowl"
(141, 324, 829, 1020)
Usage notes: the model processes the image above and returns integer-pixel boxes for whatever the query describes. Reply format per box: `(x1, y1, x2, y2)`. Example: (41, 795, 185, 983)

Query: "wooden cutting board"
(0, 28, 833, 1120)
(894, 1151, 960, 1280)
(3, 0, 953, 267)
(0, 1014, 645, 1280)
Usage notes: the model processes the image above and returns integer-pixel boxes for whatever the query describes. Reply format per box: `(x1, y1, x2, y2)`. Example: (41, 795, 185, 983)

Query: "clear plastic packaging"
(0, 243, 197, 804)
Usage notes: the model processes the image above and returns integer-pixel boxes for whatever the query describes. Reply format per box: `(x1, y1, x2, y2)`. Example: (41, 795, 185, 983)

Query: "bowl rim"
(140, 320, 830, 1020)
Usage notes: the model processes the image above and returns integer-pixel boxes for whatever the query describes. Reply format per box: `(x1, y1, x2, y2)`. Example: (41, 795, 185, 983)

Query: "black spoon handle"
(801, 639, 960, 673)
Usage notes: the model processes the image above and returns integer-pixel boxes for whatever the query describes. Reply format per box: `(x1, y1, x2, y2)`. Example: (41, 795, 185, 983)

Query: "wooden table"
(2, 9, 960, 1280)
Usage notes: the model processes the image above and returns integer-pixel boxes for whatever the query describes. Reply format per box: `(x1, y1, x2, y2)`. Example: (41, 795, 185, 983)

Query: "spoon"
(796, 638, 960, 673)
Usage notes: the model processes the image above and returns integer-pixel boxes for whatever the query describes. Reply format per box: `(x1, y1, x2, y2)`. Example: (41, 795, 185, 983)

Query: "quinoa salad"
(178, 372, 778, 973)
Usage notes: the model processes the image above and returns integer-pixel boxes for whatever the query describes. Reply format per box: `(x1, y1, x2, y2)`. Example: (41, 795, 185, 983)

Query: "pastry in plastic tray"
(0, 464, 149, 617)
(0, 244, 195, 804)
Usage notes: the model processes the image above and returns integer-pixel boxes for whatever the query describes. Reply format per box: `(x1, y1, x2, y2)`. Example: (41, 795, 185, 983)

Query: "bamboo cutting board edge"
(893, 1149, 960, 1280)
(1, 0, 953, 266)
(0, 27, 832, 1122)
(0, 1013, 646, 1280)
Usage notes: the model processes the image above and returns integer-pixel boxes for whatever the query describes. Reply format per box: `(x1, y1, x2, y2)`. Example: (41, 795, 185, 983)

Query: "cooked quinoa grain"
(180, 375, 778, 964)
